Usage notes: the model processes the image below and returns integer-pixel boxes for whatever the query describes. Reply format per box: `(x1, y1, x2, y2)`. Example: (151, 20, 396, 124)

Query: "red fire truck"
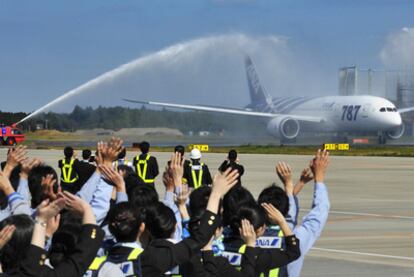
(1, 124, 25, 146)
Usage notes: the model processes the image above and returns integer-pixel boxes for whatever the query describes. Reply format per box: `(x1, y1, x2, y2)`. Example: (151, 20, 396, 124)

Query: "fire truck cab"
(0, 125, 25, 146)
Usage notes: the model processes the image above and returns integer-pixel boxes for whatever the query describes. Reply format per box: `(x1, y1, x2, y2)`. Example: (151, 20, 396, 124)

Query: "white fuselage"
(275, 95, 402, 133)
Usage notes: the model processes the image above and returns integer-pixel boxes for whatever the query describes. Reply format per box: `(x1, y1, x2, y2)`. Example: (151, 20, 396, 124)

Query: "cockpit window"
(380, 107, 386, 112)
(386, 107, 393, 112)
(393, 108, 397, 112)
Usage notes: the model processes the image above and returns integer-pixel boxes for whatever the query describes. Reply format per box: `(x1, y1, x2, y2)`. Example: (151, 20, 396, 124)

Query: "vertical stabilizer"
(245, 55, 272, 108)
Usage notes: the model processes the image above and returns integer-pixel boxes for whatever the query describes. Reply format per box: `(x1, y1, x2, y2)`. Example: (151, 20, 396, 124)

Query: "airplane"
(124, 55, 414, 144)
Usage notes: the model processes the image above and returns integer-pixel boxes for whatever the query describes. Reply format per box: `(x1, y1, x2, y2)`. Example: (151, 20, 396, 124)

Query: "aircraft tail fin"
(244, 55, 272, 107)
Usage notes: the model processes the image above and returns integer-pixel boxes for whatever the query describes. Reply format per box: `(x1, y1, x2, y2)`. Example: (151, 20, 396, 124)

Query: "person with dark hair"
(183, 149, 212, 189)
(258, 185, 289, 218)
(145, 202, 177, 240)
(0, 161, 32, 221)
(0, 214, 34, 273)
(222, 202, 301, 277)
(48, 214, 82, 267)
(28, 165, 59, 208)
(218, 150, 244, 184)
(173, 183, 259, 277)
(76, 149, 96, 191)
(132, 141, 159, 186)
(128, 183, 159, 210)
(18, 193, 106, 277)
(222, 186, 256, 228)
(268, 150, 331, 277)
(86, 202, 144, 277)
(58, 146, 80, 194)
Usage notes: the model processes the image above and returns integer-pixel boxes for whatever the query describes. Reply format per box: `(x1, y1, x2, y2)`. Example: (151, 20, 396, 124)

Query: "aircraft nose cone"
(386, 114, 402, 128)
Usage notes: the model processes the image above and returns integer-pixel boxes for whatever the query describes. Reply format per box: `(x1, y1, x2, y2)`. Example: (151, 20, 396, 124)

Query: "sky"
(1, 0, 414, 113)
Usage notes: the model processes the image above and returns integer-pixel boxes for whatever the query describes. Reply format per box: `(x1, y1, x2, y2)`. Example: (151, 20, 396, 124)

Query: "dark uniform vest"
(135, 154, 155, 184)
(189, 163, 204, 189)
(61, 158, 79, 183)
(222, 227, 286, 277)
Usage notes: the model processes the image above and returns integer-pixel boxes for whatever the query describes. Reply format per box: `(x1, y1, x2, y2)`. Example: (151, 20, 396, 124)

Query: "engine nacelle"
(386, 124, 405, 139)
(267, 117, 300, 140)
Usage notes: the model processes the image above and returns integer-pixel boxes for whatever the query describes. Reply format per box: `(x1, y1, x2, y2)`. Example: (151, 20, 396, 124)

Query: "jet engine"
(267, 117, 300, 140)
(386, 124, 405, 139)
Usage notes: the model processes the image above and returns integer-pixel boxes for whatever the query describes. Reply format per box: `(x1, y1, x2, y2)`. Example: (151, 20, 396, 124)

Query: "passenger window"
(380, 107, 386, 112)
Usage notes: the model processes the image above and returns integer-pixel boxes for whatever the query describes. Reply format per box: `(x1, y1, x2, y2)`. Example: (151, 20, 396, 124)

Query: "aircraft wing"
(398, 106, 414, 114)
(123, 99, 323, 123)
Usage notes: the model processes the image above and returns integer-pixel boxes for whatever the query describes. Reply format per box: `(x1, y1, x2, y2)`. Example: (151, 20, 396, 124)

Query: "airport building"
(339, 67, 414, 135)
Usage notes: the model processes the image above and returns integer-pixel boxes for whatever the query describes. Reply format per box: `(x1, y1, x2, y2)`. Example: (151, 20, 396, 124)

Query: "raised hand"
(0, 169, 15, 196)
(4, 145, 27, 177)
(276, 162, 293, 195)
(20, 158, 42, 179)
(36, 198, 66, 223)
(175, 184, 191, 221)
(6, 145, 27, 167)
(169, 152, 184, 186)
(293, 167, 313, 196)
(0, 225, 16, 250)
(61, 191, 96, 224)
(46, 214, 61, 239)
(310, 149, 330, 183)
(96, 138, 124, 167)
(239, 219, 257, 247)
(106, 137, 124, 162)
(212, 168, 239, 197)
(162, 168, 175, 192)
(261, 202, 293, 236)
(99, 165, 126, 193)
(300, 168, 313, 183)
(174, 184, 191, 207)
(261, 202, 285, 225)
(41, 174, 60, 201)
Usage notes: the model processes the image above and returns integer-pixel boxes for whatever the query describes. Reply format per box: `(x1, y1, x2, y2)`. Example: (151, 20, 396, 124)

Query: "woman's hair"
(189, 186, 212, 216)
(258, 185, 289, 217)
(117, 165, 135, 178)
(108, 202, 144, 242)
(48, 212, 82, 267)
(128, 184, 159, 209)
(28, 164, 58, 208)
(0, 215, 34, 272)
(230, 202, 266, 235)
(222, 186, 256, 226)
(145, 202, 176, 239)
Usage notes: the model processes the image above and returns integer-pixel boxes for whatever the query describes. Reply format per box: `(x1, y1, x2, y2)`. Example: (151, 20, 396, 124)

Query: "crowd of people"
(0, 138, 330, 277)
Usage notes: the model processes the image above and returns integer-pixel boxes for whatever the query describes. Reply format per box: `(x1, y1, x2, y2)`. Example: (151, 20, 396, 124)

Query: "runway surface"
(1, 149, 413, 276)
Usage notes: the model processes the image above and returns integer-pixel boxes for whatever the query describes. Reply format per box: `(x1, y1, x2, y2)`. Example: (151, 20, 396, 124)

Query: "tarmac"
(1, 149, 413, 276)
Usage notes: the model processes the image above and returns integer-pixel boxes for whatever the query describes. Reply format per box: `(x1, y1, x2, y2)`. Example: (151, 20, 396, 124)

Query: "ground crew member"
(76, 149, 96, 190)
(183, 148, 212, 189)
(58, 146, 80, 194)
(218, 149, 244, 185)
(132, 141, 159, 185)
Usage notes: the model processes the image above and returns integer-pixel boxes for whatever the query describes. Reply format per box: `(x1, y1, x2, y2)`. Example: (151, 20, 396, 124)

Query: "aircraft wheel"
(378, 134, 387, 145)
(6, 138, 16, 146)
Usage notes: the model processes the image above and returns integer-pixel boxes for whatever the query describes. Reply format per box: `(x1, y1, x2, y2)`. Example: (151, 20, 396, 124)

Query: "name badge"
(256, 236, 282, 248)
(222, 251, 242, 266)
